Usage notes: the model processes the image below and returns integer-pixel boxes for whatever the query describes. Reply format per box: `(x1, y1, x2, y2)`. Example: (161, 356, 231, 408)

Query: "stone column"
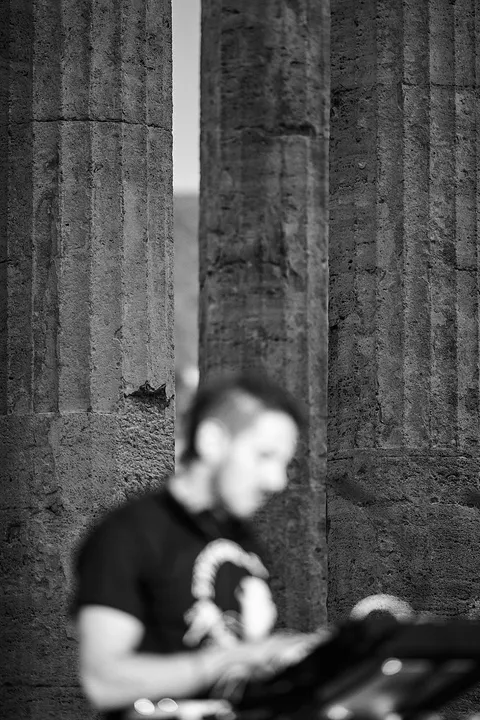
(328, 0, 480, 623)
(0, 1, 174, 717)
(200, 0, 330, 631)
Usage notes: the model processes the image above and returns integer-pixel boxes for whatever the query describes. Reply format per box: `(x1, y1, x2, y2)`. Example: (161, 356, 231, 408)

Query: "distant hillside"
(174, 192, 199, 395)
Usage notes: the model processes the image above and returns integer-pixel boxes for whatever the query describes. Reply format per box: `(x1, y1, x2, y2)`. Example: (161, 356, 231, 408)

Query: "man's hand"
(210, 629, 332, 701)
(241, 630, 329, 678)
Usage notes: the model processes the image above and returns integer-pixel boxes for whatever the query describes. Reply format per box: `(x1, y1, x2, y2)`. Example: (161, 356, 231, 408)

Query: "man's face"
(211, 410, 299, 519)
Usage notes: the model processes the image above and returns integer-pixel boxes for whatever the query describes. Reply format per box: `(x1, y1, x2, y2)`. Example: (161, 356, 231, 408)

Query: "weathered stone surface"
(200, 0, 330, 630)
(1, 685, 89, 720)
(0, 0, 173, 716)
(329, 0, 480, 659)
(327, 450, 480, 619)
(0, 406, 174, 680)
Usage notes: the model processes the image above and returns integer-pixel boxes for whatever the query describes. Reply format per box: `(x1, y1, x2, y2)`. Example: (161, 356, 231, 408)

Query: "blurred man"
(73, 372, 321, 719)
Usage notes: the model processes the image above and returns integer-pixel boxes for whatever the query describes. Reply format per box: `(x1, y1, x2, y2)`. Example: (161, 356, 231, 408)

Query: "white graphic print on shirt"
(183, 539, 277, 647)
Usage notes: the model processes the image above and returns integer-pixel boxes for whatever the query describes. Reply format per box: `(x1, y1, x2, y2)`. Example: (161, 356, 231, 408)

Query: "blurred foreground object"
(127, 595, 480, 720)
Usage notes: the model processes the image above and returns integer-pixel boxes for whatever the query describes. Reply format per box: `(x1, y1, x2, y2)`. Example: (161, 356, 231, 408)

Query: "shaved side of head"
(180, 372, 305, 464)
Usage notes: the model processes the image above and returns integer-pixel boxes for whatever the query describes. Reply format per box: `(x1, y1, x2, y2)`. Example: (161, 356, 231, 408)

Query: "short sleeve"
(72, 511, 146, 622)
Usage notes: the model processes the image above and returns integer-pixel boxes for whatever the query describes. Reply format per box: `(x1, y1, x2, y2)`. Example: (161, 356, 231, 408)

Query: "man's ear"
(195, 418, 230, 464)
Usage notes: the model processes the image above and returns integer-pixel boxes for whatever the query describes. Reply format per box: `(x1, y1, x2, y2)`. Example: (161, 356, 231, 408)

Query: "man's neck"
(168, 465, 233, 524)
(168, 464, 214, 514)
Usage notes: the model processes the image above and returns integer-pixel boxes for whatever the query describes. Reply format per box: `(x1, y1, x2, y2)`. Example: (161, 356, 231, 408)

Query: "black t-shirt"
(73, 489, 277, 719)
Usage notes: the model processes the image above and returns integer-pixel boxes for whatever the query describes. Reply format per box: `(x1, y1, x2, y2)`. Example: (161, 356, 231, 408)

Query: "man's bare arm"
(77, 605, 325, 712)
(77, 605, 232, 710)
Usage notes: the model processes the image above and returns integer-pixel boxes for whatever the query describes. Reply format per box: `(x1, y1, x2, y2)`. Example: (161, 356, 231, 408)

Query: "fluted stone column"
(200, 0, 330, 631)
(0, 2, 173, 717)
(328, 0, 480, 625)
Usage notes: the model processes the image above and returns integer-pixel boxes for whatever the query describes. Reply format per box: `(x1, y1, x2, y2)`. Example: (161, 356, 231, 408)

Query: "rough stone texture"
(329, 0, 480, 637)
(200, 0, 330, 631)
(0, 1, 174, 717)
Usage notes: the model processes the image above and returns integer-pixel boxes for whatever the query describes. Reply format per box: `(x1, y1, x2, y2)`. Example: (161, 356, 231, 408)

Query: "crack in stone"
(332, 81, 478, 93)
(125, 381, 173, 410)
(242, 123, 319, 138)
(7, 118, 171, 131)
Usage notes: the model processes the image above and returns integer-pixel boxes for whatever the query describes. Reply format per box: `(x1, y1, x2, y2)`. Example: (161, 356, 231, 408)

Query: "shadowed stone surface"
(200, 0, 330, 631)
(329, 6, 480, 713)
(0, 1, 174, 717)
(329, 0, 480, 627)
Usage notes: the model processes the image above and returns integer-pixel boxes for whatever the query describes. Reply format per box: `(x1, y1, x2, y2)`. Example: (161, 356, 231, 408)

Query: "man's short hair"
(181, 371, 306, 462)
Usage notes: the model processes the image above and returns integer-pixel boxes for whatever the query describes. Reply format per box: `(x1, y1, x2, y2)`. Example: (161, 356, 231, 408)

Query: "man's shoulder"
(112, 487, 170, 523)
(72, 488, 174, 619)
(78, 487, 172, 551)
